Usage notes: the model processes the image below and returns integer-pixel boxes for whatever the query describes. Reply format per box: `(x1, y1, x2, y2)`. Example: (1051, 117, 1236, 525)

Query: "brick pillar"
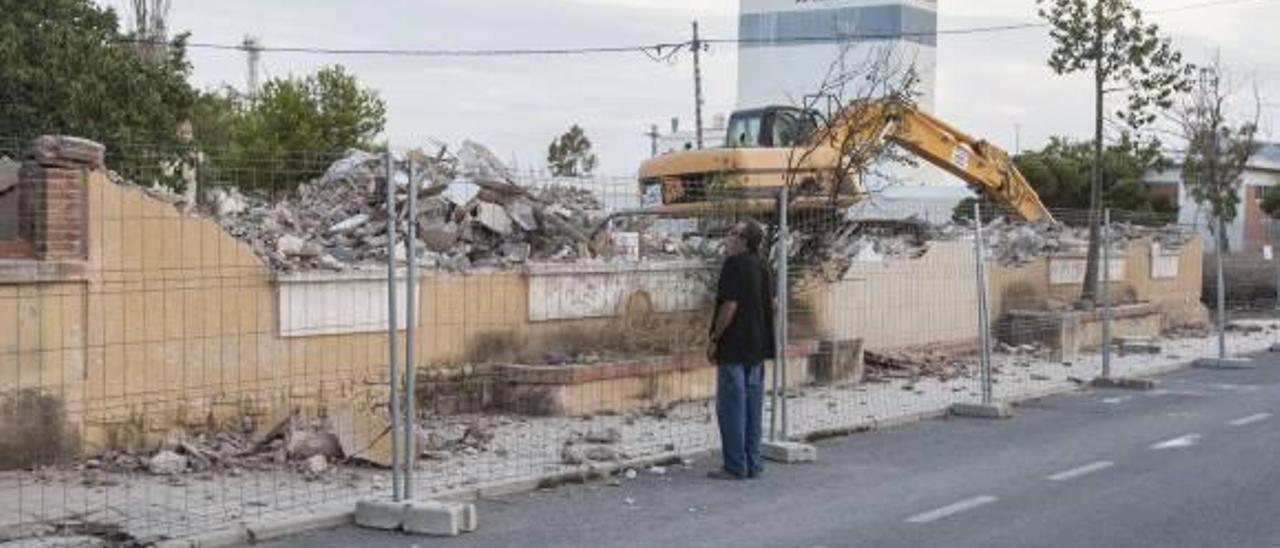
(18, 136, 104, 260)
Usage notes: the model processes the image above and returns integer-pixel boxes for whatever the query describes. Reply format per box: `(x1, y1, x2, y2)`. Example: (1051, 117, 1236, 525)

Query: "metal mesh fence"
(1, 134, 1278, 545)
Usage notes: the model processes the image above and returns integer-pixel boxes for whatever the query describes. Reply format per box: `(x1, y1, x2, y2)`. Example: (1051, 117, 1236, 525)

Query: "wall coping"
(525, 259, 710, 277)
(495, 340, 818, 385)
(0, 259, 87, 284)
(1005, 302, 1160, 323)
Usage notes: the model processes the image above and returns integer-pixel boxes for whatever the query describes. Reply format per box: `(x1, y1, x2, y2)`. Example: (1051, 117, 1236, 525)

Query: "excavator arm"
(827, 99, 1054, 223)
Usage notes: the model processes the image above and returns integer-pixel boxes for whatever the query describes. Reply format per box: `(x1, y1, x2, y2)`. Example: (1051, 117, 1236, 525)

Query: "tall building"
(737, 0, 939, 188)
(737, 0, 937, 112)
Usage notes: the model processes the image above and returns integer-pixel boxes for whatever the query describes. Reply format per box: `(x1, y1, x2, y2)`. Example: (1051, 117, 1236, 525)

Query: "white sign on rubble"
(1150, 242, 1180, 279)
(610, 232, 640, 261)
(526, 261, 709, 321)
(1048, 256, 1126, 286)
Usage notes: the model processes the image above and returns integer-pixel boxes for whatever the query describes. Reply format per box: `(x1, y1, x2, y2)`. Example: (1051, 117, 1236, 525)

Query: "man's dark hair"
(738, 220, 764, 254)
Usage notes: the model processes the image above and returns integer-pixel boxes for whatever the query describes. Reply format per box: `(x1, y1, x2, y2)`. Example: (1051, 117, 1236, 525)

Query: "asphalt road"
(265, 356, 1280, 548)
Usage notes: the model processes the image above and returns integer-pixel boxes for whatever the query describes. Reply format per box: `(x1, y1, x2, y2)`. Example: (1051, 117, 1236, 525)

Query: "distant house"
(1145, 142, 1280, 252)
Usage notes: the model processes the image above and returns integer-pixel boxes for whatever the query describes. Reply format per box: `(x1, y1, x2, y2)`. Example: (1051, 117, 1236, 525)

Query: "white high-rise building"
(736, 0, 940, 188)
(737, 0, 937, 111)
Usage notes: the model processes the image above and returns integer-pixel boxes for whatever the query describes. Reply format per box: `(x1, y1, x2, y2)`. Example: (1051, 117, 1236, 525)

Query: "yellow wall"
(0, 172, 548, 453)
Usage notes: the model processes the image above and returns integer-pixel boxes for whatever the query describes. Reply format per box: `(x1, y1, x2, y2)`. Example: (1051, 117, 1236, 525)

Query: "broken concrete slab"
(762, 440, 817, 463)
(277, 235, 321, 258)
(507, 200, 538, 232)
(328, 214, 370, 235)
(331, 404, 395, 468)
(441, 180, 480, 207)
(474, 202, 513, 235)
(147, 450, 187, 475)
(420, 222, 460, 253)
(949, 402, 1013, 419)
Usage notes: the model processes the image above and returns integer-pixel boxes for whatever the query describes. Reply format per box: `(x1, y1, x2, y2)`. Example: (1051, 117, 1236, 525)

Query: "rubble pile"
(863, 349, 973, 382)
(208, 142, 618, 272)
(982, 219, 1194, 265)
(789, 213, 1197, 278)
(111, 141, 624, 272)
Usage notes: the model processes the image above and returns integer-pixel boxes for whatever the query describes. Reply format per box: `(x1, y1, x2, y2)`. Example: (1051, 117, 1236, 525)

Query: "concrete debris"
(209, 187, 248, 217)
(864, 349, 972, 382)
(147, 450, 187, 476)
(559, 443, 586, 465)
(304, 455, 328, 475)
(981, 219, 1193, 266)
(794, 212, 1197, 279)
(105, 141, 648, 272)
(584, 427, 622, 444)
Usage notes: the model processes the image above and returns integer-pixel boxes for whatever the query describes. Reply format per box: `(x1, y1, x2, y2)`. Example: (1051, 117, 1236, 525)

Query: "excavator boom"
(637, 98, 1054, 223)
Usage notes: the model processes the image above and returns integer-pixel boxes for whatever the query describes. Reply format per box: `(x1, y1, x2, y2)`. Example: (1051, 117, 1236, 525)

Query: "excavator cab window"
(726, 107, 817, 148)
(770, 110, 816, 147)
(726, 112, 764, 148)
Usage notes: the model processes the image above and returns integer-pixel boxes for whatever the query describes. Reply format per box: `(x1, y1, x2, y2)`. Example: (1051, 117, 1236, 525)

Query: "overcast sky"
(99, 0, 1280, 176)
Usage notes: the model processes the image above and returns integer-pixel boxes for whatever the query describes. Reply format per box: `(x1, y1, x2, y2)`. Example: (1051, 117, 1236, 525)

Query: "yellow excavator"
(636, 97, 1054, 223)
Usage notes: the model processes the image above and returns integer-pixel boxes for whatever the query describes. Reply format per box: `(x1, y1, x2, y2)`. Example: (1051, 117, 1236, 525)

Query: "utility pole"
(646, 124, 660, 157)
(242, 35, 263, 101)
(692, 21, 705, 150)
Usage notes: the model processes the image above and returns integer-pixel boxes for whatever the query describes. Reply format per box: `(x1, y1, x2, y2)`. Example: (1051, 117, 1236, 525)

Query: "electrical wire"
(107, 0, 1277, 58)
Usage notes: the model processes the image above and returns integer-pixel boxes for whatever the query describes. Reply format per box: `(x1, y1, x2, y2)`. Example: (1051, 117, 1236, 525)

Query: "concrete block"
(402, 500, 476, 537)
(762, 440, 817, 463)
(949, 402, 1013, 419)
(355, 499, 405, 530)
(1191, 358, 1256, 370)
(1089, 376, 1156, 390)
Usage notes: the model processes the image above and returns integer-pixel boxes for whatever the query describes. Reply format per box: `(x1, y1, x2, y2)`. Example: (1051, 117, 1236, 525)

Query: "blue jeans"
(715, 361, 764, 476)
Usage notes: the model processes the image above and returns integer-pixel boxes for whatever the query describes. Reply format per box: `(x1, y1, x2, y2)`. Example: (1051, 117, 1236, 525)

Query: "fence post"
(973, 202, 992, 405)
(1101, 209, 1112, 378)
(1216, 216, 1227, 362)
(1273, 219, 1280, 311)
(404, 157, 418, 498)
(769, 187, 786, 442)
(778, 185, 790, 439)
(384, 149, 402, 501)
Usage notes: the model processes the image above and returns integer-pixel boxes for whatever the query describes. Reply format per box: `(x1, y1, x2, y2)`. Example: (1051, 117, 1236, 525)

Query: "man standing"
(707, 220, 775, 480)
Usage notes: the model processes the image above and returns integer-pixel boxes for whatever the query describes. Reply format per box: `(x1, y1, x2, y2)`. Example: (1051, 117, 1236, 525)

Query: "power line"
(107, 0, 1277, 58)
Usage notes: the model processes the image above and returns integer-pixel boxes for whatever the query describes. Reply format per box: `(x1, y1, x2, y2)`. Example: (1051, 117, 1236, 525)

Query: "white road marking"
(1230, 413, 1272, 426)
(1047, 460, 1115, 481)
(906, 495, 999, 524)
(1101, 396, 1132, 404)
(1150, 434, 1201, 450)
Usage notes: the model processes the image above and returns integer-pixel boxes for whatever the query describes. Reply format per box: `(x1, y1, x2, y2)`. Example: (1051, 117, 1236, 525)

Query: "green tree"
(1037, 0, 1193, 304)
(1175, 61, 1259, 252)
(219, 65, 386, 190)
(0, 0, 196, 155)
(953, 137, 1175, 221)
(547, 125, 598, 177)
(1260, 187, 1280, 220)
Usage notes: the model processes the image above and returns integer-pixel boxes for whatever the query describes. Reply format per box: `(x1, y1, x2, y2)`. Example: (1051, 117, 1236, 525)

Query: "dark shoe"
(706, 469, 746, 480)
(747, 468, 765, 479)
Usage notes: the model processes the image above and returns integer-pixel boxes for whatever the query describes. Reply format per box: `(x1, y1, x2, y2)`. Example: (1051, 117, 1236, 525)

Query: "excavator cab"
(725, 106, 820, 149)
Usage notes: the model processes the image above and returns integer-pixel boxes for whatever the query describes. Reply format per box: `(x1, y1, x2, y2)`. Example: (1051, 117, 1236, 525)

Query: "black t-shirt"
(711, 253, 776, 364)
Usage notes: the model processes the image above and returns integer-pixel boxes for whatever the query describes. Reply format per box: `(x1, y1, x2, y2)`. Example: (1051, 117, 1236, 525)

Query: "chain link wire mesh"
(3, 131, 1279, 545)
